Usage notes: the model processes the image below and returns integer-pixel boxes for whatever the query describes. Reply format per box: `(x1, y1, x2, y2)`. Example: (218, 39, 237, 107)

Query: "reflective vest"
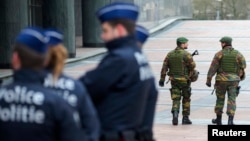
(219, 49, 239, 74)
(168, 49, 188, 76)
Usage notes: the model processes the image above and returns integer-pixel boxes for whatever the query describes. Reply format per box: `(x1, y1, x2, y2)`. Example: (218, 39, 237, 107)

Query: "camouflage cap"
(177, 37, 188, 43)
(219, 36, 232, 44)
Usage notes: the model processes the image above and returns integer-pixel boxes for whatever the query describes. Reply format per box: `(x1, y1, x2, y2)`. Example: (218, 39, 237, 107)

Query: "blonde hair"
(47, 44, 68, 81)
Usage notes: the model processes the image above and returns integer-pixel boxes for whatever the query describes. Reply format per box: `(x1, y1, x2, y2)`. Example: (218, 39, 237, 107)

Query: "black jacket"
(0, 69, 84, 141)
(79, 36, 158, 133)
(44, 72, 101, 141)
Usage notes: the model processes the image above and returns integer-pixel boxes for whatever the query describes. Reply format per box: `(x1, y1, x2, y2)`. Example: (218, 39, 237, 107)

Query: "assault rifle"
(211, 88, 215, 95)
(191, 50, 199, 56)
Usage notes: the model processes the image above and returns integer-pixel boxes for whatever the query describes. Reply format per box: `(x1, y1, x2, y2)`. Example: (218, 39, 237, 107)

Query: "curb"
(65, 49, 107, 64)
(0, 16, 191, 80)
(149, 16, 192, 35)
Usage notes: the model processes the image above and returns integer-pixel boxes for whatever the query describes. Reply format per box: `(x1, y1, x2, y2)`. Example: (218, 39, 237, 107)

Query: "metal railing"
(134, 0, 193, 28)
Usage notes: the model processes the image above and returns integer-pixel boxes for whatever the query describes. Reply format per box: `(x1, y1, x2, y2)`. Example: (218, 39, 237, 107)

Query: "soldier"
(0, 27, 84, 141)
(135, 25, 149, 48)
(44, 28, 101, 141)
(206, 36, 246, 125)
(79, 2, 157, 141)
(159, 37, 196, 125)
(135, 25, 158, 141)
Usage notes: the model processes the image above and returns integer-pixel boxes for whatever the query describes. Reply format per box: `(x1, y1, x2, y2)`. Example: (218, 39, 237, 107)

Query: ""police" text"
(0, 86, 45, 124)
(134, 52, 154, 81)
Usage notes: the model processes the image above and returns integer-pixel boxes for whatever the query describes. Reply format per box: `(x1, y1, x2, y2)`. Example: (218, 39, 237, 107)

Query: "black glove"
(159, 80, 164, 87)
(206, 81, 211, 87)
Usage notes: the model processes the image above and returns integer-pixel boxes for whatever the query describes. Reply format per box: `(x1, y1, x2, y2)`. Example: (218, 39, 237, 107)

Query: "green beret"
(177, 37, 188, 43)
(219, 36, 232, 44)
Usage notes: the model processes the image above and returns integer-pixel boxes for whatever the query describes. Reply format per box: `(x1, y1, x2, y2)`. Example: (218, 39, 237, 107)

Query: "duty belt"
(100, 130, 137, 141)
(135, 129, 155, 141)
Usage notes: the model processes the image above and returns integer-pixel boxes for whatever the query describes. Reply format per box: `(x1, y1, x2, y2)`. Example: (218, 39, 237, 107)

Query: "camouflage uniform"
(170, 80, 192, 116)
(206, 36, 246, 125)
(159, 37, 196, 125)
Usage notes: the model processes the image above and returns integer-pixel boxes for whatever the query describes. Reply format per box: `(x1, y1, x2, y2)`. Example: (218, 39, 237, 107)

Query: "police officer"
(79, 2, 156, 141)
(206, 36, 246, 125)
(135, 25, 158, 141)
(159, 37, 196, 125)
(135, 25, 150, 48)
(0, 27, 84, 141)
(44, 28, 101, 141)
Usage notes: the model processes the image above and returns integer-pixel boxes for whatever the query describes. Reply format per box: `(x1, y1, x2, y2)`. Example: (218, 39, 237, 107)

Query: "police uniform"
(79, 2, 157, 141)
(206, 36, 246, 125)
(159, 37, 196, 125)
(44, 29, 101, 141)
(0, 27, 83, 141)
(135, 25, 158, 141)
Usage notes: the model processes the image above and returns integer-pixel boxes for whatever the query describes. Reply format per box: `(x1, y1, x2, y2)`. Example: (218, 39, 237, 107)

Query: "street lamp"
(216, 0, 222, 20)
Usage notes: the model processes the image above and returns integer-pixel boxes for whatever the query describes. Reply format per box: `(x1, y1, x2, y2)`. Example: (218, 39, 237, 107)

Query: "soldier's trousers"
(214, 81, 239, 116)
(170, 80, 191, 116)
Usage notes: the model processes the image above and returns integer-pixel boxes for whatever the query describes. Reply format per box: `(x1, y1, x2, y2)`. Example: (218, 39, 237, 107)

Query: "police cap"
(15, 26, 48, 54)
(45, 28, 64, 46)
(96, 2, 139, 23)
(136, 25, 149, 44)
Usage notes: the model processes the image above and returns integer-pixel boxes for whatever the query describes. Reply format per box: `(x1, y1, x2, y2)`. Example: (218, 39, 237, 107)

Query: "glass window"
(28, 0, 43, 27)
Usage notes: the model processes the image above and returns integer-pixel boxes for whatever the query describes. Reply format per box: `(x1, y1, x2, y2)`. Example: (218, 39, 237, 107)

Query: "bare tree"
(192, 0, 250, 20)
(192, 0, 215, 19)
(217, 0, 250, 19)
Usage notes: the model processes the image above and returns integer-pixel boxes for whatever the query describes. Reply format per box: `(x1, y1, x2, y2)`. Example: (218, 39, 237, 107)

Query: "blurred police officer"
(135, 25, 150, 48)
(159, 37, 196, 125)
(0, 27, 83, 141)
(44, 29, 101, 141)
(79, 2, 156, 141)
(206, 36, 246, 125)
(135, 25, 158, 141)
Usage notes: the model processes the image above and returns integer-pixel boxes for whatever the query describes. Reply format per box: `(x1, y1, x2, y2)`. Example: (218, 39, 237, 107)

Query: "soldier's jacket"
(207, 46, 246, 82)
(160, 47, 196, 81)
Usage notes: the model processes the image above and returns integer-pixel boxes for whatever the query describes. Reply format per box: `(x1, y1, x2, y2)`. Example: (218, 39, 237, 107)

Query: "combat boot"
(212, 114, 222, 125)
(182, 116, 192, 124)
(228, 116, 234, 125)
(172, 111, 178, 125)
